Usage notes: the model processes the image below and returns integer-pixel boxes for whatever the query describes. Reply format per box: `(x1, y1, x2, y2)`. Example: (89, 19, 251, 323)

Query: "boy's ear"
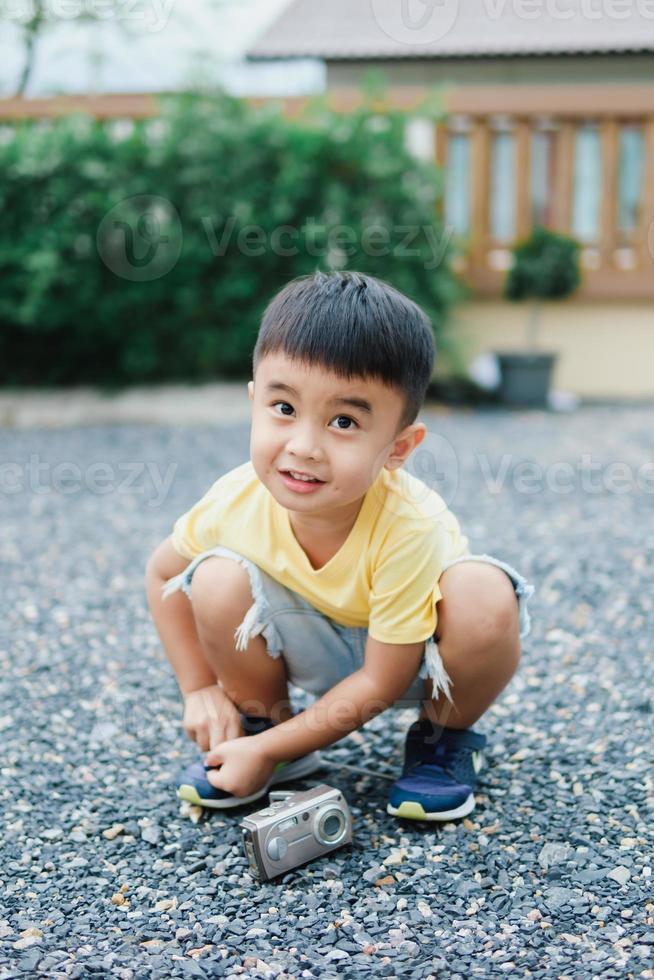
(384, 422, 427, 470)
(248, 381, 254, 401)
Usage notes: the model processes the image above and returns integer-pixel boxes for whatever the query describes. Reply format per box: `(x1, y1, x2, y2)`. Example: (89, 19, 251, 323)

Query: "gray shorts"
(162, 547, 535, 709)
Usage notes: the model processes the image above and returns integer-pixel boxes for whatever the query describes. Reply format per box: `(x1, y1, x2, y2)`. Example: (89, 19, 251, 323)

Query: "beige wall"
(327, 55, 654, 88)
(445, 301, 654, 399)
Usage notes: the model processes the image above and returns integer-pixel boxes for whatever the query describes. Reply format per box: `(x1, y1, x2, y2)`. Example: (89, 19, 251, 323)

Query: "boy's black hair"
(252, 270, 435, 434)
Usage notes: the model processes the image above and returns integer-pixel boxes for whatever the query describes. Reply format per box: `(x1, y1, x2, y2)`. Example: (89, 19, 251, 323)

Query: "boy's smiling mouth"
(279, 469, 326, 492)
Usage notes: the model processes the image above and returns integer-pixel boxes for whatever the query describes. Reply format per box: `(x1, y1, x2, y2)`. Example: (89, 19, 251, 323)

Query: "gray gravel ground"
(1, 404, 653, 979)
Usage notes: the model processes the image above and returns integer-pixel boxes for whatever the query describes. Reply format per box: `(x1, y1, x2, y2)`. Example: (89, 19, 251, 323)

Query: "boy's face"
(248, 352, 426, 519)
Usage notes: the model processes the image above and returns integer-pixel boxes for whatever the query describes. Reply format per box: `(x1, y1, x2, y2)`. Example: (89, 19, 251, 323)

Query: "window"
(405, 118, 435, 163)
(572, 125, 602, 243)
(444, 132, 471, 238)
(617, 126, 644, 238)
(490, 130, 516, 243)
(531, 129, 557, 228)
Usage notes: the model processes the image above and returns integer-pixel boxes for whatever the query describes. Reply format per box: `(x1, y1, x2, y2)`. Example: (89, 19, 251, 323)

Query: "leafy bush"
(0, 89, 461, 387)
(503, 225, 581, 351)
(505, 226, 581, 303)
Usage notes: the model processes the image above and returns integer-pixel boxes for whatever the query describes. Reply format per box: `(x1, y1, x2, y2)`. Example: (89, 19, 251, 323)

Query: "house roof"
(247, 0, 654, 60)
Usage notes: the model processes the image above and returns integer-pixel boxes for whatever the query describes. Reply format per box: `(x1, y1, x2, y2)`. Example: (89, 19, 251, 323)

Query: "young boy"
(145, 271, 534, 822)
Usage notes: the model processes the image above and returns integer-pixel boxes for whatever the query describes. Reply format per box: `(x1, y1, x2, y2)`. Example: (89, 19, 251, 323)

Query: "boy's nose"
(286, 434, 323, 462)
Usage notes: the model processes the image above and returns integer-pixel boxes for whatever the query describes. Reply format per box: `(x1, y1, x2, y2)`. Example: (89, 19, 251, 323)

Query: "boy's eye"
(273, 401, 294, 416)
(270, 402, 358, 430)
(331, 415, 357, 430)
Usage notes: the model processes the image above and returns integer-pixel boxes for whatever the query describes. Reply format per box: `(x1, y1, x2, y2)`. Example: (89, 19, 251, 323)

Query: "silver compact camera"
(239, 783, 353, 881)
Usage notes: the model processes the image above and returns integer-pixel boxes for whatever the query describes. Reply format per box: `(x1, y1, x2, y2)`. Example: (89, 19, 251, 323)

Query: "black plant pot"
(495, 352, 558, 408)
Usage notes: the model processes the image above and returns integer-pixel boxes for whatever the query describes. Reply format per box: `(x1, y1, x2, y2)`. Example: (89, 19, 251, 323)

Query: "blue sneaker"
(387, 720, 487, 822)
(177, 713, 324, 810)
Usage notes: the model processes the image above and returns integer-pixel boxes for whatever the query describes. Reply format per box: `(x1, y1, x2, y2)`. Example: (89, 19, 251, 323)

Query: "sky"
(0, 0, 325, 97)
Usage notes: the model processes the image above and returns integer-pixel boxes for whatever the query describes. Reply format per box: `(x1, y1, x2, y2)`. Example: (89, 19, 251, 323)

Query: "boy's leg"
(176, 553, 326, 809)
(419, 561, 522, 730)
(189, 556, 294, 724)
(387, 561, 522, 821)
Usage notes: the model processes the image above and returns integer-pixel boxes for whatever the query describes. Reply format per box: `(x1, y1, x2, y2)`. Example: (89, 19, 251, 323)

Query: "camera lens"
(316, 807, 346, 844)
(323, 814, 342, 837)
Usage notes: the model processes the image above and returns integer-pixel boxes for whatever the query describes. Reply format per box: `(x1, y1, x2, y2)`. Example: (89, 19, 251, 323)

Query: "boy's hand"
(182, 683, 244, 752)
(204, 738, 276, 799)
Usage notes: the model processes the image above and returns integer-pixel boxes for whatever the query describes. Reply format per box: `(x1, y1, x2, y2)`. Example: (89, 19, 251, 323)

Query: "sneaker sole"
(386, 746, 486, 822)
(177, 750, 324, 810)
(386, 793, 476, 822)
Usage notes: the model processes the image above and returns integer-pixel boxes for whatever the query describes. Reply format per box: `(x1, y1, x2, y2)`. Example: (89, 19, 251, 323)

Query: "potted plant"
(496, 226, 581, 407)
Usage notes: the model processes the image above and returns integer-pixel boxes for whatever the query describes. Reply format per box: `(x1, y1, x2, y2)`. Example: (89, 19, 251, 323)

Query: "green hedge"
(0, 89, 461, 387)
(505, 226, 581, 302)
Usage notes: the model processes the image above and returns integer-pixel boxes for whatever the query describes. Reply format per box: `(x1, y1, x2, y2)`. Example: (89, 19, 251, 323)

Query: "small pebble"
(608, 867, 631, 886)
(102, 824, 125, 841)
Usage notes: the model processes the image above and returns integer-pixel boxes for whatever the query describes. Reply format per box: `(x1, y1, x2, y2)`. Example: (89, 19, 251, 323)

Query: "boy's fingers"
(226, 719, 242, 742)
(187, 726, 206, 750)
(197, 730, 210, 752)
(205, 746, 223, 767)
(209, 727, 225, 751)
(206, 768, 223, 789)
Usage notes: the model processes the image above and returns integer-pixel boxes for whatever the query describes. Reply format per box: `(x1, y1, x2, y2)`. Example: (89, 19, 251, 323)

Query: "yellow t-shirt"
(171, 460, 470, 644)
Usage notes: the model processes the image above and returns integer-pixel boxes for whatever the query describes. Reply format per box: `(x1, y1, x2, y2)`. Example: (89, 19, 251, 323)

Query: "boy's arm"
(145, 536, 217, 695)
(245, 636, 426, 763)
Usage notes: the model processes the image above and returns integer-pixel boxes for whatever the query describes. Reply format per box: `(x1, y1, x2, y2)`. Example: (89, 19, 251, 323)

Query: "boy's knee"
(438, 562, 519, 647)
(189, 556, 254, 627)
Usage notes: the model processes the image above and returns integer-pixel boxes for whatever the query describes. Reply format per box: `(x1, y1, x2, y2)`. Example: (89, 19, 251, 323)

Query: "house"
(248, 0, 654, 398)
